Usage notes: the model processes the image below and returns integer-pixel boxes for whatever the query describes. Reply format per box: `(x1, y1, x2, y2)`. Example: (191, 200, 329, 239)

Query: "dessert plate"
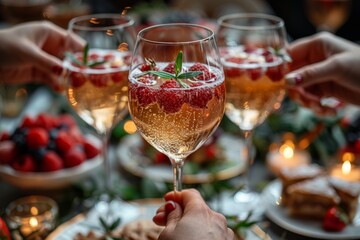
(262, 180, 360, 239)
(117, 133, 246, 184)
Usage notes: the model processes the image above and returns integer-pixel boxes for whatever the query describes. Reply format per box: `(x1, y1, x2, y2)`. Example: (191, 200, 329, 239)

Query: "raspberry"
(187, 83, 213, 108)
(69, 71, 87, 88)
(20, 116, 35, 128)
(266, 65, 285, 82)
(34, 113, 58, 130)
(89, 73, 109, 87)
(26, 127, 49, 149)
(130, 85, 157, 107)
(42, 151, 64, 172)
(111, 71, 127, 83)
(58, 114, 77, 129)
(158, 80, 185, 113)
(247, 67, 263, 81)
(188, 63, 208, 72)
(83, 140, 100, 159)
(223, 57, 245, 77)
(64, 147, 86, 168)
(163, 62, 176, 74)
(12, 155, 36, 172)
(55, 131, 73, 153)
(0, 141, 17, 165)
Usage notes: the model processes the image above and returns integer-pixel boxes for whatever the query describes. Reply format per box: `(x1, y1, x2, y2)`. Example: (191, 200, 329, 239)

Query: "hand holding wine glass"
(128, 23, 225, 192)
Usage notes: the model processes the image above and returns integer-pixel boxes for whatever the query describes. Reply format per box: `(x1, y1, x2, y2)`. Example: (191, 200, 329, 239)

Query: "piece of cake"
(329, 177, 360, 222)
(278, 164, 325, 206)
(287, 177, 340, 220)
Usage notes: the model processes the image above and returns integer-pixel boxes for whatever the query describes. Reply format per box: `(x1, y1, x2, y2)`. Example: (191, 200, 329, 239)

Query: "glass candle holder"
(5, 195, 58, 239)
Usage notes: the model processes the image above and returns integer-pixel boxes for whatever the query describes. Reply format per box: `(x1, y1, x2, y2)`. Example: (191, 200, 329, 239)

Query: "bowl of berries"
(0, 113, 102, 189)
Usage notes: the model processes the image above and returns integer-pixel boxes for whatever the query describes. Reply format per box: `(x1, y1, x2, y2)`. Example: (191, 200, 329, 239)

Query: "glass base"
(210, 190, 264, 220)
(86, 198, 141, 225)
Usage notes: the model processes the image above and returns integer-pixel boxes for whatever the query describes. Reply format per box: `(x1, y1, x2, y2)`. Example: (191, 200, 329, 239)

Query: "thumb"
(286, 58, 337, 87)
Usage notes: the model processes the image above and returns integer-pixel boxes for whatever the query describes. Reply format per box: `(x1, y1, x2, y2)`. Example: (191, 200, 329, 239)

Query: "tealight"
(5, 195, 58, 239)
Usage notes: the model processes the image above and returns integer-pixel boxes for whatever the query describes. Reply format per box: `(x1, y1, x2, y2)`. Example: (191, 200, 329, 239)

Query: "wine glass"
(217, 13, 289, 213)
(62, 14, 138, 221)
(128, 23, 226, 192)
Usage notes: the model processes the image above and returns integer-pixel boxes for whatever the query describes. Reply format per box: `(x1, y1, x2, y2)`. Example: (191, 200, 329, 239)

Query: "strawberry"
(158, 80, 185, 113)
(64, 147, 86, 168)
(163, 62, 176, 74)
(42, 151, 64, 172)
(12, 155, 36, 172)
(69, 71, 87, 88)
(83, 140, 100, 159)
(322, 207, 348, 232)
(89, 73, 109, 87)
(0, 217, 11, 240)
(55, 131, 73, 153)
(187, 82, 213, 108)
(0, 141, 17, 165)
(26, 127, 49, 149)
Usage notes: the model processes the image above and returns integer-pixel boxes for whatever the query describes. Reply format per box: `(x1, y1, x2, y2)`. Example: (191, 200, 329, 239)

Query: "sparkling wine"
(63, 49, 130, 133)
(221, 46, 288, 131)
(128, 64, 225, 161)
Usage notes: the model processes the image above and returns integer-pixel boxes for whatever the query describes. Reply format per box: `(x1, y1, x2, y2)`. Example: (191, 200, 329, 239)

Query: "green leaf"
(65, 52, 83, 66)
(99, 217, 109, 231)
(177, 71, 203, 79)
(147, 71, 175, 79)
(175, 51, 183, 77)
(88, 60, 107, 68)
(83, 43, 89, 65)
(109, 218, 122, 231)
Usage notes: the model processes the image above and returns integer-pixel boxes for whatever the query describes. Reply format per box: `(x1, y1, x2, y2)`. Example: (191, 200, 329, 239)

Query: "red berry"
(130, 86, 157, 107)
(189, 63, 209, 72)
(0, 217, 11, 240)
(55, 131, 73, 153)
(69, 71, 87, 88)
(42, 151, 64, 172)
(111, 71, 128, 83)
(187, 83, 213, 108)
(163, 62, 176, 74)
(26, 127, 49, 149)
(0, 141, 17, 165)
(58, 114, 77, 128)
(158, 80, 185, 113)
(223, 57, 245, 77)
(266, 65, 284, 82)
(34, 113, 58, 129)
(89, 73, 109, 87)
(12, 155, 36, 172)
(322, 207, 348, 232)
(154, 152, 168, 164)
(20, 116, 35, 128)
(64, 147, 86, 168)
(0, 132, 10, 142)
(205, 144, 217, 159)
(247, 67, 263, 81)
(83, 140, 100, 159)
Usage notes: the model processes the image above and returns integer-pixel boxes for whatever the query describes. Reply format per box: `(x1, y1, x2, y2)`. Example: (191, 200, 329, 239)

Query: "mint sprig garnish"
(138, 51, 203, 88)
(65, 43, 107, 67)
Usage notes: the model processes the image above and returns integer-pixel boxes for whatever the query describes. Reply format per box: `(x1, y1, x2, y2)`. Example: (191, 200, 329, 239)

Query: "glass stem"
(102, 132, 111, 197)
(242, 130, 253, 192)
(172, 160, 184, 192)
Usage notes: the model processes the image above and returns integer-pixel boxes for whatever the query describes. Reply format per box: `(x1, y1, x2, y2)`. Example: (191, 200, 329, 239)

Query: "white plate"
(0, 135, 103, 190)
(117, 133, 246, 184)
(262, 180, 360, 239)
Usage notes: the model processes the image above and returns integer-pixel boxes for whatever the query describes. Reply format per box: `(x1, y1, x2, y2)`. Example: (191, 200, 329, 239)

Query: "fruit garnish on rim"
(322, 206, 349, 232)
(136, 51, 203, 88)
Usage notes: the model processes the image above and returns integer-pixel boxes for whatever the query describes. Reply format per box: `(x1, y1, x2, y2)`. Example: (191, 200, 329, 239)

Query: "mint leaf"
(83, 43, 89, 65)
(178, 71, 203, 79)
(175, 51, 183, 77)
(147, 71, 175, 79)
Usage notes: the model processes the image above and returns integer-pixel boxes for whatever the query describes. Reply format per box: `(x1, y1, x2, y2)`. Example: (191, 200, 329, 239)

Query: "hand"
(285, 32, 360, 114)
(0, 21, 84, 90)
(153, 189, 236, 240)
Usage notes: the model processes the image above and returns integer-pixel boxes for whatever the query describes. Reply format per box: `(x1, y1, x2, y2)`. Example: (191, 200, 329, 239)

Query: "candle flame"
(342, 160, 351, 175)
(30, 207, 38, 215)
(279, 141, 294, 159)
(29, 217, 38, 228)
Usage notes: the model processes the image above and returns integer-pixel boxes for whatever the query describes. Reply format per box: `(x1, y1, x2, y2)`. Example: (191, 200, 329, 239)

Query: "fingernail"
(286, 73, 303, 85)
(52, 65, 63, 76)
(165, 201, 176, 212)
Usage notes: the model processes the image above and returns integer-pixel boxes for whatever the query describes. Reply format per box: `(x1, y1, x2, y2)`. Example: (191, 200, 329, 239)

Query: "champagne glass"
(217, 13, 289, 213)
(62, 14, 138, 220)
(128, 23, 226, 192)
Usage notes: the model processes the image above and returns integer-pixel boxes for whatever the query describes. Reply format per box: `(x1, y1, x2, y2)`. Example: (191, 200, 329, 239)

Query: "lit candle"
(331, 160, 360, 182)
(266, 140, 311, 176)
(5, 196, 58, 239)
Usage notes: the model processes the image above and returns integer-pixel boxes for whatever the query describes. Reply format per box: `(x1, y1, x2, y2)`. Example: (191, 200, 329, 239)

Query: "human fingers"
(153, 201, 176, 226)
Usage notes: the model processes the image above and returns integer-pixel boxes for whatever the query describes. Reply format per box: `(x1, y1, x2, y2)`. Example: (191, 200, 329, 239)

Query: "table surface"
(1, 87, 357, 240)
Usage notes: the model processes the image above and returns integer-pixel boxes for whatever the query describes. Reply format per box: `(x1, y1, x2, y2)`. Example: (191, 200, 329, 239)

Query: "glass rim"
(68, 13, 135, 31)
(137, 23, 215, 45)
(217, 13, 285, 30)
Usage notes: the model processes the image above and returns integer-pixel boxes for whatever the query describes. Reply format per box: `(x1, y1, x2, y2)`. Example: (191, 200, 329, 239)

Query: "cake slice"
(287, 177, 340, 219)
(278, 164, 325, 206)
(329, 177, 360, 222)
